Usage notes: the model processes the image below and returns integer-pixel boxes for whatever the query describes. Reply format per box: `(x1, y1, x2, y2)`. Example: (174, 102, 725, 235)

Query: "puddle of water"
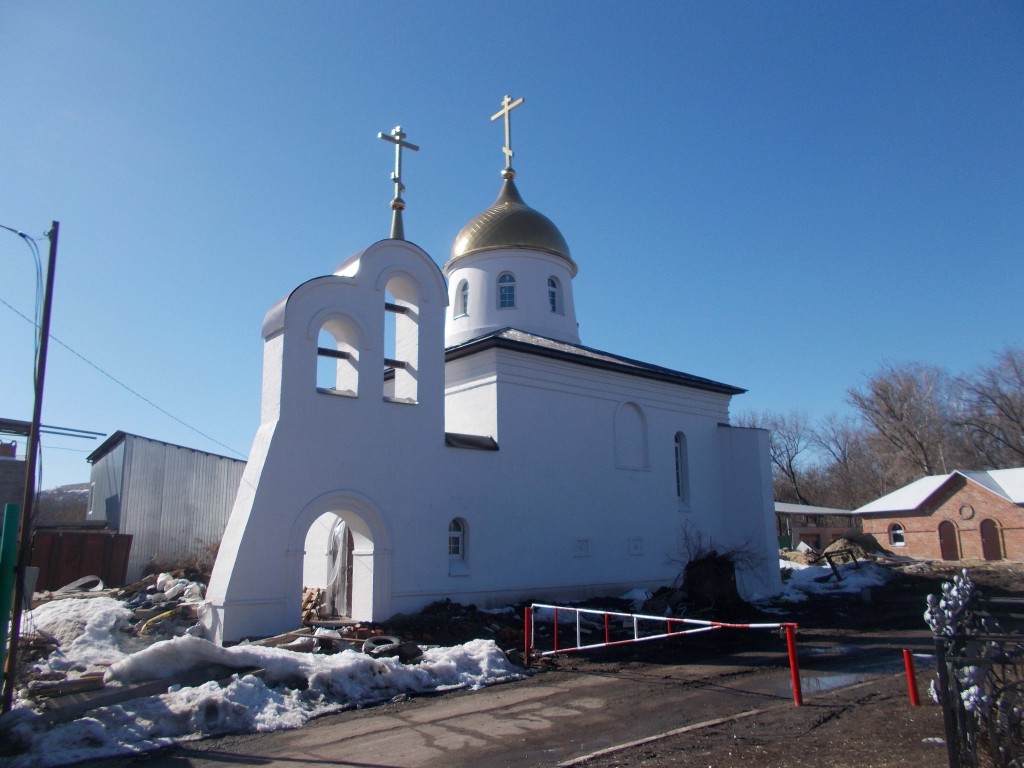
(755, 671, 869, 699)
(801, 672, 865, 694)
(801, 645, 859, 656)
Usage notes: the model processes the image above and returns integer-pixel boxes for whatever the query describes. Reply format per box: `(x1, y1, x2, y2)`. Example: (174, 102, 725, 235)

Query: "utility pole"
(2, 221, 58, 713)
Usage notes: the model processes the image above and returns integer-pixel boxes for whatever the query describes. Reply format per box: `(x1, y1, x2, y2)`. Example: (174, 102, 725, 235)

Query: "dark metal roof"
(0, 418, 31, 437)
(445, 328, 745, 396)
(444, 432, 499, 451)
(87, 430, 246, 465)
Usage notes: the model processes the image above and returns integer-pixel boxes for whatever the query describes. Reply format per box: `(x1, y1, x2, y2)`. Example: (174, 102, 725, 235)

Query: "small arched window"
(548, 277, 561, 313)
(674, 432, 690, 506)
(455, 280, 469, 318)
(498, 273, 516, 309)
(888, 523, 905, 547)
(448, 518, 465, 559)
(448, 518, 469, 576)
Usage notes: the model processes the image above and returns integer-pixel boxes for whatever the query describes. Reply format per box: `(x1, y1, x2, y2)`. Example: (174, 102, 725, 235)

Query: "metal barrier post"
(903, 649, 920, 706)
(553, 608, 558, 654)
(784, 624, 803, 706)
(524, 605, 532, 666)
(604, 612, 610, 645)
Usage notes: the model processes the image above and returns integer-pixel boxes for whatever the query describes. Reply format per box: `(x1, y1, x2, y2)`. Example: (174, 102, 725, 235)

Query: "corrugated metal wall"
(118, 435, 245, 582)
(87, 440, 125, 526)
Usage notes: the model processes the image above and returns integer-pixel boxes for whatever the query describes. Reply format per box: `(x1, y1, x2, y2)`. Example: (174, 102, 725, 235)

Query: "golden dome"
(447, 178, 576, 273)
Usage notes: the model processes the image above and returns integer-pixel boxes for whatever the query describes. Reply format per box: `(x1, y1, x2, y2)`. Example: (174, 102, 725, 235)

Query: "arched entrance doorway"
(938, 520, 960, 561)
(303, 513, 354, 617)
(980, 519, 1004, 561)
(296, 499, 386, 622)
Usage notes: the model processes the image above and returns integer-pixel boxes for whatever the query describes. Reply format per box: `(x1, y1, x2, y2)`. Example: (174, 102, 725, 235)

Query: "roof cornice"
(445, 329, 745, 396)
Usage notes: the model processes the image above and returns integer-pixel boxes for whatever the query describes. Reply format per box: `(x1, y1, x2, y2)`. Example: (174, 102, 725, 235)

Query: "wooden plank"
(29, 675, 105, 698)
(39, 666, 265, 726)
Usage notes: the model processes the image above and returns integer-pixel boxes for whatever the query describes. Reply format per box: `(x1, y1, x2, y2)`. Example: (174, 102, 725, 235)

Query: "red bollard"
(785, 624, 803, 706)
(903, 649, 921, 706)
(523, 606, 532, 666)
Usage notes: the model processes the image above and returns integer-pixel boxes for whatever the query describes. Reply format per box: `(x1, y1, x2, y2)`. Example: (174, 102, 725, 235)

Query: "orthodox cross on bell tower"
(377, 125, 419, 240)
(491, 94, 524, 180)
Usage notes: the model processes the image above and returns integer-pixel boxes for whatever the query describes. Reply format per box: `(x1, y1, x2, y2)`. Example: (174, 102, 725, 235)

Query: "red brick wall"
(860, 475, 1024, 561)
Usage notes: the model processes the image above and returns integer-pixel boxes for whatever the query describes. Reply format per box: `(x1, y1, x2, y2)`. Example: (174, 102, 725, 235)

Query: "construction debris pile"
(643, 551, 744, 617)
(12, 572, 208, 704)
(7, 577, 537, 726)
(1, 581, 529, 767)
(780, 534, 895, 566)
(382, 599, 523, 647)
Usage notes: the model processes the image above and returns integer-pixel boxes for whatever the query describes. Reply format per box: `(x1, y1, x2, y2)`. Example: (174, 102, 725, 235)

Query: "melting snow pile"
(24, 597, 147, 679)
(775, 559, 893, 602)
(0, 596, 526, 768)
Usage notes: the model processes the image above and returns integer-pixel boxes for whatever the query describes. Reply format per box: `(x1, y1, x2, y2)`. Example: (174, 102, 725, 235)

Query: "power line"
(0, 295, 247, 459)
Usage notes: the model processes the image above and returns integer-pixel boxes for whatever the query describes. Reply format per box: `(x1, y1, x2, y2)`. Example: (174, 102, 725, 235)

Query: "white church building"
(203, 99, 781, 644)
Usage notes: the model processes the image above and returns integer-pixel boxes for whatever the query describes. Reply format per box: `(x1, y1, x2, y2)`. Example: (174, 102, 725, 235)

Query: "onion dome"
(446, 178, 576, 275)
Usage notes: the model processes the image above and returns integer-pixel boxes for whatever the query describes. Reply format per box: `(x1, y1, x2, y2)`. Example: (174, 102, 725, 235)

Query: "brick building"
(853, 468, 1024, 561)
(775, 502, 860, 550)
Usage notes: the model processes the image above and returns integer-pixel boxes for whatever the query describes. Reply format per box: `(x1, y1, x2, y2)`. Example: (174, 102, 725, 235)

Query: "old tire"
(363, 635, 402, 656)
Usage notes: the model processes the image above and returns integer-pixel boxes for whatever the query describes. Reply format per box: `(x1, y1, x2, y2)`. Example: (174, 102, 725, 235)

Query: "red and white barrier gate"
(525, 603, 803, 706)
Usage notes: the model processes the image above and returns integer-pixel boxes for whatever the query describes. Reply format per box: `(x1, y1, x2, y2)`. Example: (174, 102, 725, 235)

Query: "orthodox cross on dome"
(377, 125, 419, 240)
(491, 94, 524, 179)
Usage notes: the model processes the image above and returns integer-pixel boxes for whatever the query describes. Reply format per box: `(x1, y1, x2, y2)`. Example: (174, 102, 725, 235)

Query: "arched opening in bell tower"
(302, 509, 377, 620)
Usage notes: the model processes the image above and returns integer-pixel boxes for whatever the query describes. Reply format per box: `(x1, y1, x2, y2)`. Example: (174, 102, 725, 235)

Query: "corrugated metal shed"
(87, 431, 246, 582)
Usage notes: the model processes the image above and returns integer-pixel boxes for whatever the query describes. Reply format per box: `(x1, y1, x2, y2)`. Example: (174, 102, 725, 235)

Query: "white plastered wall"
(205, 238, 781, 643)
(204, 239, 449, 643)
(444, 249, 580, 346)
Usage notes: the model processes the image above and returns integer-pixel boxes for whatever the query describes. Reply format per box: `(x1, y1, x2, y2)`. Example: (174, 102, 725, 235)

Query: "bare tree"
(847, 362, 968, 477)
(737, 410, 816, 504)
(956, 346, 1024, 467)
(736, 349, 1022, 511)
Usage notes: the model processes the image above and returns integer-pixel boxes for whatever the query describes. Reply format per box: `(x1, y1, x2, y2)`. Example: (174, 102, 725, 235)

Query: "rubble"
(10, 579, 529, 724)
(643, 551, 744, 617)
(822, 535, 889, 560)
(381, 599, 523, 647)
(780, 549, 817, 565)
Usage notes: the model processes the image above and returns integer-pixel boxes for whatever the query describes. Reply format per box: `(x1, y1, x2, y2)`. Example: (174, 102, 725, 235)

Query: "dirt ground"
(562, 559, 1024, 768)
(573, 671, 946, 768)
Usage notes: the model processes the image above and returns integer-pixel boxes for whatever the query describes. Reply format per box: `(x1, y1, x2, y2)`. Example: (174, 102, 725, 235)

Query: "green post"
(0, 504, 21, 675)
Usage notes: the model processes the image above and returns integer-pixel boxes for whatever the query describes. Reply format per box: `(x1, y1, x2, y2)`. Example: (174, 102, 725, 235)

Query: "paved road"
(118, 631, 926, 768)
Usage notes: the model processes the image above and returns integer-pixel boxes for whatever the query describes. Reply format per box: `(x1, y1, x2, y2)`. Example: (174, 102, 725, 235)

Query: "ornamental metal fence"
(927, 571, 1024, 768)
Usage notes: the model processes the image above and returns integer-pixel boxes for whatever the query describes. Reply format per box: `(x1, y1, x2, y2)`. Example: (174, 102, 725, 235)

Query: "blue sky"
(2, 1, 1022, 489)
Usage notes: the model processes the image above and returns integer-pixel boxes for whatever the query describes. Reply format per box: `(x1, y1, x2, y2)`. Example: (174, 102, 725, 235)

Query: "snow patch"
(0, 634, 524, 768)
(770, 561, 893, 603)
(24, 597, 144, 677)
